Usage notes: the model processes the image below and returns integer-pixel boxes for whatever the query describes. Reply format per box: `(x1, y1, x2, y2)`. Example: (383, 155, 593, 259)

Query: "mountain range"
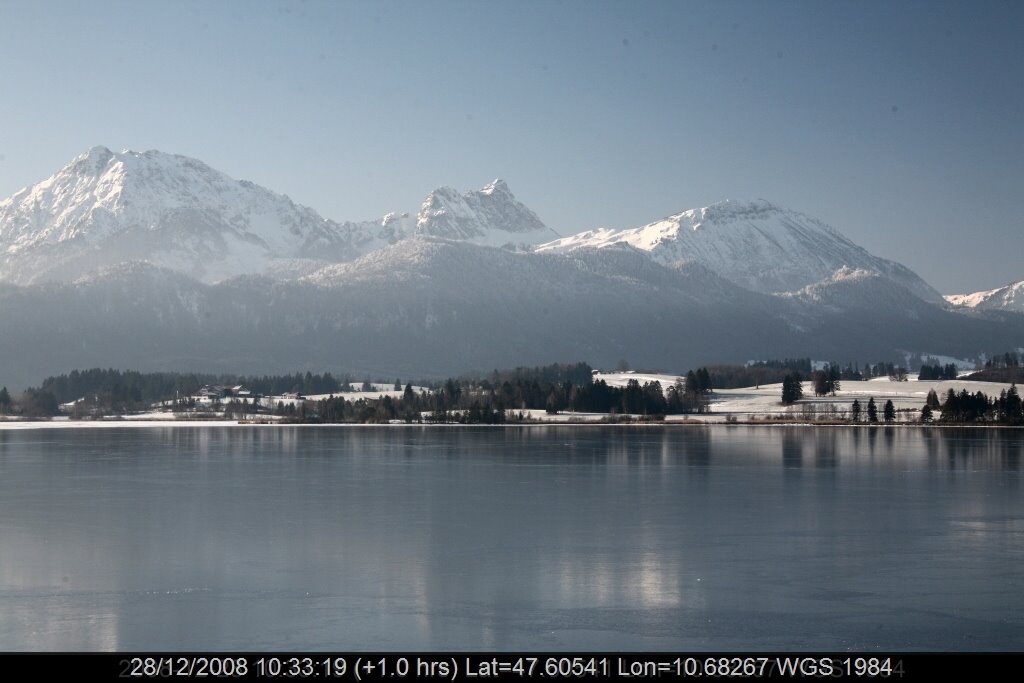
(0, 147, 557, 284)
(0, 147, 1020, 389)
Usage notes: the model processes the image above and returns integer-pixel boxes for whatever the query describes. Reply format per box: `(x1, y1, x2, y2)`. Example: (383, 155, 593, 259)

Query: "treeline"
(927, 385, 1024, 425)
(0, 386, 60, 418)
(39, 368, 353, 406)
(8, 362, 714, 422)
(984, 351, 1021, 369)
(297, 379, 708, 424)
(467, 362, 594, 389)
(30, 368, 399, 416)
(967, 350, 1024, 383)
(40, 369, 205, 410)
(702, 359, 915, 390)
(833, 361, 911, 381)
(702, 364, 795, 390)
(917, 363, 958, 381)
(965, 367, 1024, 383)
(285, 363, 710, 424)
(439, 363, 707, 418)
(748, 358, 812, 373)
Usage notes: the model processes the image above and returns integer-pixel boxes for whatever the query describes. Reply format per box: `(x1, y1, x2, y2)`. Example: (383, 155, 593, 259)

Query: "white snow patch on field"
(705, 378, 1018, 422)
(593, 372, 685, 387)
(594, 373, 1018, 423)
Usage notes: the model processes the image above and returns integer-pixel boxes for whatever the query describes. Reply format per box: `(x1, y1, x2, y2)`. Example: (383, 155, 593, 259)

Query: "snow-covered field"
(593, 371, 1018, 423)
(304, 383, 430, 401)
(593, 371, 687, 387)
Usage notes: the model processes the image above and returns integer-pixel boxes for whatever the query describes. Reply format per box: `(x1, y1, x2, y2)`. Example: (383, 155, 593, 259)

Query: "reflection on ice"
(0, 425, 1022, 650)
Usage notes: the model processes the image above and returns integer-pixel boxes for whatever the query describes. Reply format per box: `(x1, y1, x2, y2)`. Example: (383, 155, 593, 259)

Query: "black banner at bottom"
(0, 652, 1019, 681)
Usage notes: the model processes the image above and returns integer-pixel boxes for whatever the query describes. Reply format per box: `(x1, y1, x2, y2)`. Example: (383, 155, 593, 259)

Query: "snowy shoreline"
(1, 418, 1021, 431)
(3, 373, 1018, 430)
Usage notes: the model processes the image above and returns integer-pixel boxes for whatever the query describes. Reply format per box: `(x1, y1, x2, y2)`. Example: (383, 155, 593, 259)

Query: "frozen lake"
(1, 425, 1022, 650)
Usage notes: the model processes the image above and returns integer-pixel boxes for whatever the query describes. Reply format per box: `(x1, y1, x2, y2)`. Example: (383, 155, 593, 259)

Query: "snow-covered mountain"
(945, 280, 1024, 313)
(334, 179, 558, 255)
(1, 148, 940, 305)
(0, 146, 366, 284)
(0, 147, 553, 284)
(5, 146, 1022, 388)
(536, 199, 942, 303)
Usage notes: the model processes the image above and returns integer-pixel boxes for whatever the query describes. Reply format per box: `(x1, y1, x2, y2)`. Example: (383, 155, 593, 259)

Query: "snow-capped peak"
(946, 280, 1024, 313)
(0, 148, 560, 284)
(479, 178, 509, 196)
(415, 179, 556, 244)
(537, 198, 941, 302)
(78, 145, 114, 165)
(0, 147, 358, 284)
(339, 178, 559, 251)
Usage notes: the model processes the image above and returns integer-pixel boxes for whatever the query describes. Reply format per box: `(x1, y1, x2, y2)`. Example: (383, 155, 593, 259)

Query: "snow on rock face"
(0, 147, 363, 284)
(946, 280, 1024, 313)
(0, 148, 554, 285)
(416, 179, 557, 246)
(536, 198, 942, 303)
(338, 179, 558, 251)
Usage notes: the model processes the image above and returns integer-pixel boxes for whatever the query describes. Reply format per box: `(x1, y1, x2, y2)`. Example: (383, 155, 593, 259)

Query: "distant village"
(187, 384, 306, 410)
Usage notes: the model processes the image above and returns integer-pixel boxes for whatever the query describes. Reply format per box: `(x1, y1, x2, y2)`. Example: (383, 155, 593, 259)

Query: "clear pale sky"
(0, 0, 1021, 293)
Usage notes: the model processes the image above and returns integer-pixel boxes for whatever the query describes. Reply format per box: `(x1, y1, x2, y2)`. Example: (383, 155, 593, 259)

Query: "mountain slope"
(0, 148, 554, 285)
(536, 199, 942, 303)
(0, 239, 803, 388)
(2, 238, 1020, 390)
(336, 179, 558, 253)
(946, 280, 1024, 313)
(0, 146, 366, 284)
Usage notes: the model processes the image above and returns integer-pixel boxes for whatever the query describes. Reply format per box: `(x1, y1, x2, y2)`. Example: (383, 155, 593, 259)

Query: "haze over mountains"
(0, 147, 1020, 389)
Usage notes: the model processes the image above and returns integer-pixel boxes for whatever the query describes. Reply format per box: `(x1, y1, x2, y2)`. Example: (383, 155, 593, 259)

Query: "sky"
(0, 0, 1021, 293)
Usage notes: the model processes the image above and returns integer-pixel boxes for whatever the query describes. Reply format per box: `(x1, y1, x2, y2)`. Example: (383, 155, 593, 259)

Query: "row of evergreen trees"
(917, 363, 958, 381)
(924, 386, 1023, 425)
(10, 362, 707, 421)
(37, 368, 353, 407)
(984, 351, 1021, 369)
(285, 379, 711, 424)
(0, 386, 60, 417)
(749, 358, 813, 373)
(850, 397, 897, 423)
(262, 364, 715, 424)
(779, 381, 1022, 426)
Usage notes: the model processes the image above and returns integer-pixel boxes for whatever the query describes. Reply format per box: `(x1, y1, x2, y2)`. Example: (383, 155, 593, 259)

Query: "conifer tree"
(781, 374, 803, 405)
(686, 370, 698, 394)
(698, 367, 712, 394)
